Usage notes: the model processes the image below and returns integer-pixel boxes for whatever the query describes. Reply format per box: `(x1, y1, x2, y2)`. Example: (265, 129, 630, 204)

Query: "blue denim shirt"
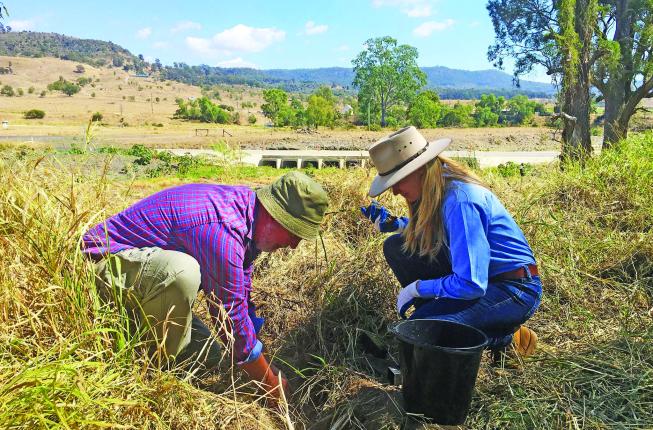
(417, 181, 536, 300)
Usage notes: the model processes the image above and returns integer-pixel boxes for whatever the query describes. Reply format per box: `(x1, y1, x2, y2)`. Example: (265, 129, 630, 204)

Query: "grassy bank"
(0, 133, 651, 429)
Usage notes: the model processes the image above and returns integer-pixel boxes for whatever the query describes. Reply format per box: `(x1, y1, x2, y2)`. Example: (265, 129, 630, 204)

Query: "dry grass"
(0, 132, 652, 429)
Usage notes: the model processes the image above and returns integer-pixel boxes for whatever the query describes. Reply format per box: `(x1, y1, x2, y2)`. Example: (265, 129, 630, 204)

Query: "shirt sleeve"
(176, 223, 259, 363)
(417, 199, 491, 300)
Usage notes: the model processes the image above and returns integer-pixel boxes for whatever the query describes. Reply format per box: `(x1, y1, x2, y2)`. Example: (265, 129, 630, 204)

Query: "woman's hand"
(397, 279, 439, 318)
(361, 201, 409, 233)
(397, 280, 421, 317)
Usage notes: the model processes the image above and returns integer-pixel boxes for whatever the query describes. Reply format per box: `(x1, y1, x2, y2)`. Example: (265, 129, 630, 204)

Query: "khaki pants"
(94, 247, 221, 371)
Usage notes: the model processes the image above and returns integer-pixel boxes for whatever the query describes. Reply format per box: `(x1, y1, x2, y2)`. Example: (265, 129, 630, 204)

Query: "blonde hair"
(402, 156, 487, 261)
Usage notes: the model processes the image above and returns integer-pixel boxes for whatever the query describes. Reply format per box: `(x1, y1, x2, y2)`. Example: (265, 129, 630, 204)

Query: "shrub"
(28, 87, 35, 94)
(39, 90, 46, 97)
(91, 92, 96, 98)
(17, 88, 24, 96)
(1, 85, 14, 97)
(127, 144, 153, 165)
(24, 109, 46, 119)
(91, 112, 103, 122)
(248, 114, 257, 125)
(62, 82, 80, 96)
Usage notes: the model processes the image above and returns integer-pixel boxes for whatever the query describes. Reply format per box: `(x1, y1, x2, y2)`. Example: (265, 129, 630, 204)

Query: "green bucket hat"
(255, 171, 329, 240)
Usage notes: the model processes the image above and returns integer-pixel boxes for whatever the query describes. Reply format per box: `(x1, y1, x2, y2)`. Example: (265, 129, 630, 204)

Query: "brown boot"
(512, 326, 538, 357)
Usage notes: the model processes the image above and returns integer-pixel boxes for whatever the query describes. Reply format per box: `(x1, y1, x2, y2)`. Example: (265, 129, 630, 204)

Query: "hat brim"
(368, 138, 451, 197)
(255, 186, 320, 240)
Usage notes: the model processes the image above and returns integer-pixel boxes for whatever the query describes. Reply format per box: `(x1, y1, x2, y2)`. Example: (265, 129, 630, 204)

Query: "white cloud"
(216, 57, 258, 68)
(335, 44, 350, 52)
(405, 5, 431, 17)
(7, 19, 35, 31)
(372, 0, 434, 17)
(413, 19, 454, 37)
(136, 27, 152, 39)
(186, 24, 285, 57)
(171, 20, 202, 33)
(186, 36, 221, 56)
(152, 41, 169, 49)
(304, 20, 328, 35)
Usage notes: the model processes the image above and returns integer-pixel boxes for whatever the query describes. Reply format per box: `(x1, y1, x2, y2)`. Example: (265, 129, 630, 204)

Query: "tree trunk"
(560, 0, 594, 162)
(602, 0, 633, 148)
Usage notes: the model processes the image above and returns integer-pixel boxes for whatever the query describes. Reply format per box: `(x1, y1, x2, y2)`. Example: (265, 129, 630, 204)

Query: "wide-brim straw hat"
(256, 171, 328, 240)
(367, 126, 451, 197)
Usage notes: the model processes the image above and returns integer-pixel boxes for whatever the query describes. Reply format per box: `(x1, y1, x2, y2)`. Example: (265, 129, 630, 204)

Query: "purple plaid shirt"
(83, 184, 262, 363)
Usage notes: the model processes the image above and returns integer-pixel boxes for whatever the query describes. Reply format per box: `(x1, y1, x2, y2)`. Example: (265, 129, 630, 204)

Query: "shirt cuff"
(239, 340, 263, 364)
(416, 279, 439, 298)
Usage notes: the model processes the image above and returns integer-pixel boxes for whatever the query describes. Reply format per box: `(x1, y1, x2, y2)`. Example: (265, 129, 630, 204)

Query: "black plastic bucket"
(389, 319, 488, 425)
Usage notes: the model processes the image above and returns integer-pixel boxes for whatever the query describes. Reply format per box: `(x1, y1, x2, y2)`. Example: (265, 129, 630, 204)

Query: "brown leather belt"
(491, 264, 539, 281)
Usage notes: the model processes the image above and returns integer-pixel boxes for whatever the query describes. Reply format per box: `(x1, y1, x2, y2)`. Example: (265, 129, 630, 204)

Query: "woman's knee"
(383, 233, 405, 264)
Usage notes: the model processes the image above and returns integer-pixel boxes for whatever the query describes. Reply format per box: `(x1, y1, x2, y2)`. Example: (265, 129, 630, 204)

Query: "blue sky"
(5, 0, 547, 81)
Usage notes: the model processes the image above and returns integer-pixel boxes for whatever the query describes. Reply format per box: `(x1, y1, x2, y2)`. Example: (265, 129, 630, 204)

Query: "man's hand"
(240, 354, 291, 408)
(361, 201, 409, 233)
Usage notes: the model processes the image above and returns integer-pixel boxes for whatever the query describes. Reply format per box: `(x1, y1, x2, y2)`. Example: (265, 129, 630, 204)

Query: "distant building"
(1, 120, 8, 129)
(132, 73, 150, 78)
(340, 104, 353, 116)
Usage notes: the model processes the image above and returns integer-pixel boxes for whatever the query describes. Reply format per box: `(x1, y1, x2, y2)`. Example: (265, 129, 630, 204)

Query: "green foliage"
(127, 144, 154, 165)
(1, 84, 14, 96)
(261, 88, 289, 124)
(247, 114, 257, 125)
(16, 88, 24, 96)
(91, 112, 103, 122)
(77, 77, 92, 86)
(23, 109, 45, 119)
(0, 32, 136, 67)
(27, 86, 35, 94)
(306, 87, 337, 129)
(438, 103, 474, 127)
(352, 36, 426, 127)
(407, 90, 441, 128)
(495, 161, 532, 177)
(505, 94, 537, 125)
(47, 77, 81, 96)
(174, 97, 230, 124)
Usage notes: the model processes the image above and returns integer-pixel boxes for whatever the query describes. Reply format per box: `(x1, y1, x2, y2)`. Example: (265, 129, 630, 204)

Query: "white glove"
(396, 280, 421, 316)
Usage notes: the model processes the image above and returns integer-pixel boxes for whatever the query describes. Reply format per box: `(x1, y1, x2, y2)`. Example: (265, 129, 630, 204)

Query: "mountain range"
(0, 31, 555, 98)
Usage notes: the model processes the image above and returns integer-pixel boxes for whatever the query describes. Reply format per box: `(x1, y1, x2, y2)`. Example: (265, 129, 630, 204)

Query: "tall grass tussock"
(0, 133, 651, 429)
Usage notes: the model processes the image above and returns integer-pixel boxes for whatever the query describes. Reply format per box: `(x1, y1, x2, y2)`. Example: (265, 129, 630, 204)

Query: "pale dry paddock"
(0, 56, 576, 152)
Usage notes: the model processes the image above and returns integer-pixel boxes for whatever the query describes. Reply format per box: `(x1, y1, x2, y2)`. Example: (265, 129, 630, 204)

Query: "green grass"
(1, 133, 652, 428)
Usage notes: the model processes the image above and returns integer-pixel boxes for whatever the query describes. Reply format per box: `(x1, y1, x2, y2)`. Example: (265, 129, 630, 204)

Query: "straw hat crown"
(367, 126, 451, 197)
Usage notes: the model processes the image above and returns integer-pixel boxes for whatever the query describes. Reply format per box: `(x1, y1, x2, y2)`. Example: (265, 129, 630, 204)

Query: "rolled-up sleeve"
(177, 223, 258, 363)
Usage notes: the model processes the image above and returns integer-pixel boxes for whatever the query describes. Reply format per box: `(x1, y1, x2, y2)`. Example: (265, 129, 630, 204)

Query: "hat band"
(378, 142, 429, 176)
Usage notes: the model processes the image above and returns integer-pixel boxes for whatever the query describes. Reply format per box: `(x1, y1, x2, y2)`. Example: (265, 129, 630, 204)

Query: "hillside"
(0, 31, 136, 67)
(0, 31, 555, 98)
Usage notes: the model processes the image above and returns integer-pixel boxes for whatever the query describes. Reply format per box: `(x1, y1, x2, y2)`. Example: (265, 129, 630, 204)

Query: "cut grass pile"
(0, 133, 651, 429)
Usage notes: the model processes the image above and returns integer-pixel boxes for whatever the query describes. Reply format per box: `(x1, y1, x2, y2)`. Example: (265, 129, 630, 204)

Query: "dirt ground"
(0, 122, 570, 151)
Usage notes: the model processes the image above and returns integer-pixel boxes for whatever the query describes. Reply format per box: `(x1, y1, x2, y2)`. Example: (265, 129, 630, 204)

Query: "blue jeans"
(383, 234, 542, 348)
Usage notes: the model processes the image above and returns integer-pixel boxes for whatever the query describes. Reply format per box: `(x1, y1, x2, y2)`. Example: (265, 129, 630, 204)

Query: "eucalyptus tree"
(487, 0, 597, 160)
(352, 36, 426, 127)
(594, 0, 653, 145)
